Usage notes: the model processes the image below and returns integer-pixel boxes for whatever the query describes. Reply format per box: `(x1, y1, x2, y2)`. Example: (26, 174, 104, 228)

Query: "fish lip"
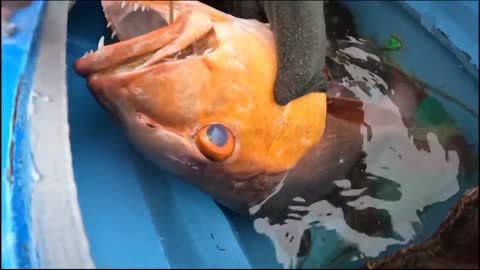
(74, 1, 217, 78)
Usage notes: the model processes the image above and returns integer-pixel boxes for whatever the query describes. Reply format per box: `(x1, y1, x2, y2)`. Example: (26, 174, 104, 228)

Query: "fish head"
(74, 0, 327, 211)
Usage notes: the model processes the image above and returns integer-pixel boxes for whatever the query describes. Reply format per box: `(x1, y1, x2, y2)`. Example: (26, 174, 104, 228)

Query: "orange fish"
(74, 0, 329, 214)
(74, 0, 473, 227)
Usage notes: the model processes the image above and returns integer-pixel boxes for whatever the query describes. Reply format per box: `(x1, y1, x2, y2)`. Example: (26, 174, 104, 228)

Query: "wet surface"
(363, 186, 478, 269)
(66, 1, 478, 268)
(241, 36, 477, 268)
(210, 1, 478, 268)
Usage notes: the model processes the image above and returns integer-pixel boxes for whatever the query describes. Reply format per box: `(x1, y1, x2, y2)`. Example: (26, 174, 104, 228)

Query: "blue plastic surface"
(2, 0, 479, 268)
(404, 0, 479, 69)
(342, 0, 479, 148)
(65, 1, 478, 268)
(66, 1, 253, 268)
(1, 1, 46, 268)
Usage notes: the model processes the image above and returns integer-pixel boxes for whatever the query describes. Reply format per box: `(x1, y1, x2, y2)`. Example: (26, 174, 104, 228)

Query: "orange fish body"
(74, 1, 472, 220)
(75, 0, 328, 214)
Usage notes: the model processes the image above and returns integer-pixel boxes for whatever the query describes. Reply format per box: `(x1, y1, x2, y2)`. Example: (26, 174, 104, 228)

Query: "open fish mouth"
(74, 1, 220, 77)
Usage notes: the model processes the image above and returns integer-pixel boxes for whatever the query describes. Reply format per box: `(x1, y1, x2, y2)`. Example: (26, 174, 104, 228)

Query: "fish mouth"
(74, 1, 220, 78)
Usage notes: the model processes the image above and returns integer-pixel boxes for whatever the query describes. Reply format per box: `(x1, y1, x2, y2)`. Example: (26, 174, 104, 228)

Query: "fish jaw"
(73, 0, 328, 196)
(74, 4, 221, 132)
(74, 8, 216, 76)
(99, 0, 234, 41)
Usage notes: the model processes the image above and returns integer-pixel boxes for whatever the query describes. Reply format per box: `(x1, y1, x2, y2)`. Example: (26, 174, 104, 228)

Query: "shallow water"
(235, 37, 478, 268)
(66, 1, 478, 268)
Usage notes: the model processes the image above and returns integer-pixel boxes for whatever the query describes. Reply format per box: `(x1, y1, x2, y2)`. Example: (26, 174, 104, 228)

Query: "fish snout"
(85, 74, 142, 118)
(74, 57, 92, 78)
(86, 75, 121, 114)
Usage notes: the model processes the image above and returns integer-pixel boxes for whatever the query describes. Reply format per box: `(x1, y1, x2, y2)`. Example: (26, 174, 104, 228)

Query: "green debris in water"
(384, 35, 402, 50)
(414, 96, 460, 145)
(416, 96, 455, 127)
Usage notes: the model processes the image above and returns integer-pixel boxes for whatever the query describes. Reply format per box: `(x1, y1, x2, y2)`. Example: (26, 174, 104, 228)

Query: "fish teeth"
(98, 35, 105, 49)
(133, 3, 139, 11)
(141, 5, 145, 12)
(111, 31, 117, 39)
(121, 1, 126, 8)
(83, 49, 95, 57)
(106, 22, 111, 29)
(173, 52, 181, 60)
(203, 48, 213, 55)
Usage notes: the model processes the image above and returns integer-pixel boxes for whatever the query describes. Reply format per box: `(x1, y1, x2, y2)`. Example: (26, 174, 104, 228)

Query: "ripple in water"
(248, 36, 477, 268)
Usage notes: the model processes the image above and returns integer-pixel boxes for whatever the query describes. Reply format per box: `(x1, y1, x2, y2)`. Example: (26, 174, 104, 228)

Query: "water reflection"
(65, 1, 477, 268)
(249, 36, 473, 268)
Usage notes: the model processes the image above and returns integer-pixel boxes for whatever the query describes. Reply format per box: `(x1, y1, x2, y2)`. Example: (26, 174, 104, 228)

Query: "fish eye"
(194, 124, 235, 162)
